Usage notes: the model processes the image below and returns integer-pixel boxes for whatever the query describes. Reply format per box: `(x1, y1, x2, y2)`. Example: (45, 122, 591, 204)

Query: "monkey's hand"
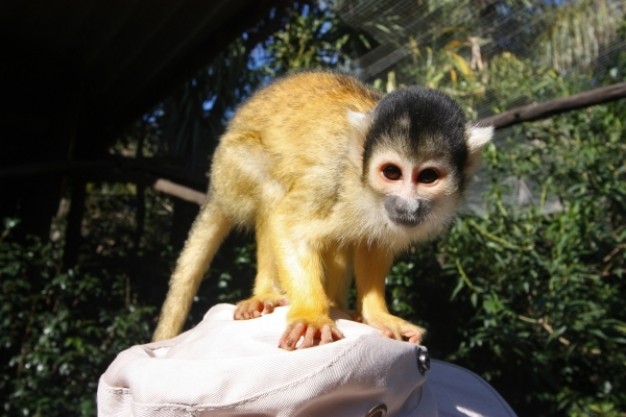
(363, 312, 425, 344)
(278, 316, 343, 350)
(234, 294, 288, 320)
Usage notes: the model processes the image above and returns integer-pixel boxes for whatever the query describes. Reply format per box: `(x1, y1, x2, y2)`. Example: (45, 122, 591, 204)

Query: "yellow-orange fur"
(153, 71, 492, 349)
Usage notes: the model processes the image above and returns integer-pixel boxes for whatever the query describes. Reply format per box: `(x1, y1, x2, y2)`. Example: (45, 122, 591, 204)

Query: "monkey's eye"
(382, 165, 402, 180)
(418, 168, 439, 184)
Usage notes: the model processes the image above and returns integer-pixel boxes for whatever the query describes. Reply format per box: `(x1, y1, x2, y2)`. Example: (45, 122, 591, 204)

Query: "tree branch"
(479, 82, 626, 129)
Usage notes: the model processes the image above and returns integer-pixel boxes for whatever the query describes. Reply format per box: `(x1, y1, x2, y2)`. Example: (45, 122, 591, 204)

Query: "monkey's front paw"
(234, 295, 287, 320)
(278, 318, 343, 350)
(364, 312, 426, 344)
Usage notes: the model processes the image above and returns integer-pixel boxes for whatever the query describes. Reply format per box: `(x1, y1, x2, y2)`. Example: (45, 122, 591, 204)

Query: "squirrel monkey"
(153, 71, 493, 349)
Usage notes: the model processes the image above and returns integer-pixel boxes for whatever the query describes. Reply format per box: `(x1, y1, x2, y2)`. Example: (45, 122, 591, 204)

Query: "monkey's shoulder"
(230, 71, 379, 128)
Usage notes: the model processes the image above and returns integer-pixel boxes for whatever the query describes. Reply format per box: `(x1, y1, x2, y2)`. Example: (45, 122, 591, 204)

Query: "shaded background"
(1, 1, 625, 416)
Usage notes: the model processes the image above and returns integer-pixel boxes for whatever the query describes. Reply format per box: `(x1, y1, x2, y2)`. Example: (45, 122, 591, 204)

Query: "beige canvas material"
(98, 304, 516, 417)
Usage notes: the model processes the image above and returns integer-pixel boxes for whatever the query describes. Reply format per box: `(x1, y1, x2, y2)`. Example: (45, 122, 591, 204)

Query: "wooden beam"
(479, 82, 626, 129)
(153, 179, 206, 205)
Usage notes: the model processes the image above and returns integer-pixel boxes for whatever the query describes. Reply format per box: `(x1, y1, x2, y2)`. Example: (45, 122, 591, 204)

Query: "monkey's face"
(365, 147, 463, 232)
(356, 86, 469, 237)
(348, 86, 492, 245)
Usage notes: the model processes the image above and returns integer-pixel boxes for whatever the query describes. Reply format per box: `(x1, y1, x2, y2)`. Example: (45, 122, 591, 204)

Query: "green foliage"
(455, 107, 625, 415)
(3, 3, 625, 417)
(264, 3, 371, 74)
(0, 220, 155, 416)
(386, 101, 626, 415)
(486, 52, 569, 113)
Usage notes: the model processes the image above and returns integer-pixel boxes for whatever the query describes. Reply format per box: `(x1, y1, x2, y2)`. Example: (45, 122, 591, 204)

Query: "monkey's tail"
(152, 200, 232, 341)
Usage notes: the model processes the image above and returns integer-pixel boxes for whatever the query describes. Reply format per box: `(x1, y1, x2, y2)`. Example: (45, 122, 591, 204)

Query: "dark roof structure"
(1, 0, 286, 152)
(0, 0, 288, 237)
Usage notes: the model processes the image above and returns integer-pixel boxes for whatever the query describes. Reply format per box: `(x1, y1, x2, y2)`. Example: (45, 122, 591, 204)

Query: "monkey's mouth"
(389, 214, 424, 228)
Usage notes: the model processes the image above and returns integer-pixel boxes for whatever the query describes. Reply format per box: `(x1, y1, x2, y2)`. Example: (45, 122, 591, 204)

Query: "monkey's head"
(349, 87, 493, 244)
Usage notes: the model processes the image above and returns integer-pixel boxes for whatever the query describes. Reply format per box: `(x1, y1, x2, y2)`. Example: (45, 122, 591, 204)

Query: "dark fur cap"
(363, 87, 468, 172)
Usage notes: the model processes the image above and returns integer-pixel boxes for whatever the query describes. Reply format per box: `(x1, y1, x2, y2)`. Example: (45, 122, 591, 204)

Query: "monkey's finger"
(300, 324, 318, 349)
(234, 300, 264, 320)
(392, 329, 403, 341)
(262, 299, 276, 314)
(245, 307, 263, 319)
(334, 327, 344, 340)
(262, 297, 287, 314)
(278, 322, 306, 350)
(376, 325, 401, 341)
(348, 311, 363, 322)
(233, 308, 244, 320)
(404, 329, 426, 344)
(237, 307, 258, 320)
(319, 324, 343, 345)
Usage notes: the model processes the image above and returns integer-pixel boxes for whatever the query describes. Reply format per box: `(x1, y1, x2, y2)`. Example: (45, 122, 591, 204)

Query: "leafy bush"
(386, 102, 626, 416)
(0, 220, 155, 417)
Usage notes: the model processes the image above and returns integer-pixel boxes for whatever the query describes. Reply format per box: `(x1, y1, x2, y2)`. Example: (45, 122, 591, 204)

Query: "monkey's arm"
(354, 244, 425, 343)
(276, 239, 344, 349)
(269, 200, 343, 350)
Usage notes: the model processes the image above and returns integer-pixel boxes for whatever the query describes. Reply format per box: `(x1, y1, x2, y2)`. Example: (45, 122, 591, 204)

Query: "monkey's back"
(231, 71, 379, 161)
(210, 72, 381, 225)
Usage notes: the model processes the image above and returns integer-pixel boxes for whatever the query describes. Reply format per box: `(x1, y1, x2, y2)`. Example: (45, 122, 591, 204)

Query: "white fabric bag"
(98, 304, 516, 417)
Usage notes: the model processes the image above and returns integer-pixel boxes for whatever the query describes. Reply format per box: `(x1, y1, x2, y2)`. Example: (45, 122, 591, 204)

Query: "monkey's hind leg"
(354, 244, 426, 344)
(234, 217, 287, 320)
(153, 201, 232, 341)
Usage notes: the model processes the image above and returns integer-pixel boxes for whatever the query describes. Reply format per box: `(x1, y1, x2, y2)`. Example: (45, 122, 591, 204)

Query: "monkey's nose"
(384, 196, 422, 227)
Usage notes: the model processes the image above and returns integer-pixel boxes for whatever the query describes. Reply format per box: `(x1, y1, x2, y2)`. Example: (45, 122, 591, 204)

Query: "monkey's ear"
(347, 110, 373, 137)
(347, 110, 373, 165)
(465, 125, 494, 174)
(466, 125, 493, 152)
